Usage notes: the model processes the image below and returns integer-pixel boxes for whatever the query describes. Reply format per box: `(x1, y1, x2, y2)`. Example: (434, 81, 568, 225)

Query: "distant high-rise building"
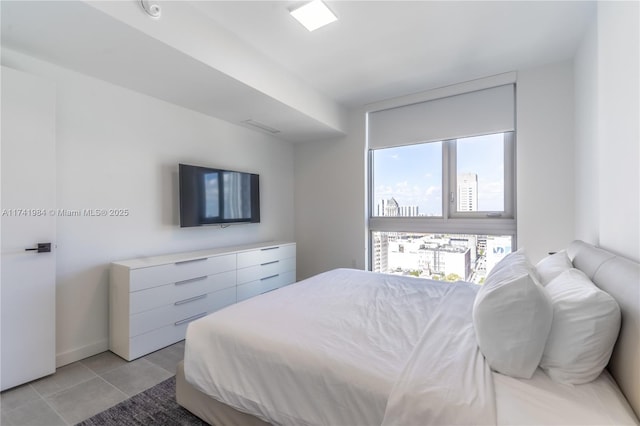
(377, 198, 418, 217)
(457, 173, 478, 211)
(398, 205, 419, 216)
(381, 198, 399, 216)
(372, 232, 389, 273)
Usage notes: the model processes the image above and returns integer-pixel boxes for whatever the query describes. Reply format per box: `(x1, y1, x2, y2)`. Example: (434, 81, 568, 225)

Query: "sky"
(373, 133, 505, 216)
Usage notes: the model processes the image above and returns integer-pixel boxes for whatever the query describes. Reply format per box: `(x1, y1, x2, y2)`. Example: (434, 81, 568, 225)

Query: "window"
(451, 133, 514, 218)
(369, 132, 516, 280)
(371, 232, 513, 284)
(367, 83, 516, 280)
(372, 141, 443, 217)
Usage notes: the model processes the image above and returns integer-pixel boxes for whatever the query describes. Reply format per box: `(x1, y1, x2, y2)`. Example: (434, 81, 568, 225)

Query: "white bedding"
(185, 268, 492, 425)
(494, 368, 638, 425)
(382, 279, 495, 425)
(184, 268, 638, 426)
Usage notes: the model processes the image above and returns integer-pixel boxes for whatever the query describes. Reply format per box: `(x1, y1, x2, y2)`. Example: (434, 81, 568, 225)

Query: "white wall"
(294, 62, 577, 278)
(596, 2, 639, 260)
(574, 19, 599, 246)
(573, 2, 639, 262)
(294, 110, 367, 280)
(516, 61, 575, 262)
(2, 48, 295, 366)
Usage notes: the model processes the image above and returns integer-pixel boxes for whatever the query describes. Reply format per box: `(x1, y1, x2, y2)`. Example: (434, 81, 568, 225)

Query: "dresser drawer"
(237, 270, 296, 302)
(130, 270, 235, 314)
(237, 244, 295, 269)
(129, 286, 236, 337)
(128, 321, 193, 361)
(129, 254, 236, 292)
(237, 256, 295, 285)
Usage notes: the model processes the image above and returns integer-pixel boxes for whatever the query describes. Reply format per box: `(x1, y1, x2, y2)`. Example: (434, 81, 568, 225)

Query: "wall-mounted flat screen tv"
(179, 163, 260, 227)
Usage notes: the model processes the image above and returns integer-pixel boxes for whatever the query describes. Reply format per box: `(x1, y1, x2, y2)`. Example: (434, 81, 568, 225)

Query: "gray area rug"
(76, 376, 208, 425)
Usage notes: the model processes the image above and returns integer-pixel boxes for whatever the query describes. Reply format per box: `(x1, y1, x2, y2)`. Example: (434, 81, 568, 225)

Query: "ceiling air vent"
(241, 119, 281, 135)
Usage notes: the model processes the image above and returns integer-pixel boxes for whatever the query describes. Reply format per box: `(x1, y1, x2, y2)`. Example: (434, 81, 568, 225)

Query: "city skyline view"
(372, 231, 513, 284)
(373, 133, 505, 216)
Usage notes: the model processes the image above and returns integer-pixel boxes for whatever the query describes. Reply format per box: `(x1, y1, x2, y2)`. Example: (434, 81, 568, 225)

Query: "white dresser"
(110, 241, 296, 361)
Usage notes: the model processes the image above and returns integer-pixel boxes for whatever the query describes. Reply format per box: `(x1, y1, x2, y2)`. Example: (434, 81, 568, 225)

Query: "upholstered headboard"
(567, 240, 640, 419)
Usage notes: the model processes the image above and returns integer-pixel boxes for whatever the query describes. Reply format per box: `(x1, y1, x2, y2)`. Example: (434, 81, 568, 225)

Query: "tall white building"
(372, 232, 389, 273)
(374, 199, 419, 274)
(377, 198, 399, 216)
(457, 173, 478, 212)
(377, 198, 418, 217)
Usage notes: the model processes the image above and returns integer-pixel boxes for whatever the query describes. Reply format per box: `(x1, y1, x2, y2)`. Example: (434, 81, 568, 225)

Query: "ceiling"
(0, 1, 596, 142)
(192, 1, 596, 107)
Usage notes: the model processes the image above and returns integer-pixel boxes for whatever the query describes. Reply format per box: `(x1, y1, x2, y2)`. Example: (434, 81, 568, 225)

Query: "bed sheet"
(494, 368, 638, 425)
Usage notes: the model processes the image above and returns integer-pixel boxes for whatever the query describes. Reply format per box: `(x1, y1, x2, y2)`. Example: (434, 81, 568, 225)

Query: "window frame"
(367, 132, 517, 271)
(448, 132, 515, 220)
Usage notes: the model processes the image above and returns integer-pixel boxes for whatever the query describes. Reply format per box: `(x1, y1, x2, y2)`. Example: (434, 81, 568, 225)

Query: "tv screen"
(179, 163, 260, 227)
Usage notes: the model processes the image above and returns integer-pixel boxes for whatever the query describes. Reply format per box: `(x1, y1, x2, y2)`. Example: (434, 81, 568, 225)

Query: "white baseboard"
(56, 338, 109, 368)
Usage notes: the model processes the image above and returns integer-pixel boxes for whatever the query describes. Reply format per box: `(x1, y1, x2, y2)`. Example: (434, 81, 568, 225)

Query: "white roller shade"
(368, 84, 515, 149)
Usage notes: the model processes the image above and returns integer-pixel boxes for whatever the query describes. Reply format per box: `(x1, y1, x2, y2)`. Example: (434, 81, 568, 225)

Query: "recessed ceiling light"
(289, 0, 337, 32)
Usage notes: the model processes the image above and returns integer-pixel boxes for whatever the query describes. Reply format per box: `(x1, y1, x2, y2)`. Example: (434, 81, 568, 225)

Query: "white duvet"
(382, 277, 495, 425)
(184, 268, 494, 425)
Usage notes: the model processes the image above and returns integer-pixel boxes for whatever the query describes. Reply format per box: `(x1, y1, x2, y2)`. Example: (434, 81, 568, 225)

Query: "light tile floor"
(0, 340, 185, 426)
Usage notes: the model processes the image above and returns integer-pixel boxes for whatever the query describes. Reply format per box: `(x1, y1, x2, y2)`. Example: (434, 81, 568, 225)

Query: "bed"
(177, 240, 640, 425)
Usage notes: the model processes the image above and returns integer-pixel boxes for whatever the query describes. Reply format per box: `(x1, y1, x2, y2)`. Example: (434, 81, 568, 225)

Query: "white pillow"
(473, 249, 553, 379)
(536, 250, 573, 286)
(540, 268, 621, 384)
(488, 248, 540, 283)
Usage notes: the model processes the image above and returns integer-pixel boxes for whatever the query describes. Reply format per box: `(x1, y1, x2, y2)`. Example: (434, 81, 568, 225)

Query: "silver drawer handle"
(260, 247, 279, 251)
(261, 260, 279, 266)
(174, 312, 207, 326)
(175, 258, 207, 265)
(175, 276, 207, 285)
(261, 274, 279, 281)
(175, 294, 207, 306)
